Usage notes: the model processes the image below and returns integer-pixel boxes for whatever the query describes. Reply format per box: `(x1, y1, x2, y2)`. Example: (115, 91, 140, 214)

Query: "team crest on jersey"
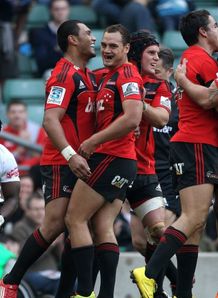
(160, 96, 171, 110)
(122, 82, 139, 97)
(47, 86, 66, 105)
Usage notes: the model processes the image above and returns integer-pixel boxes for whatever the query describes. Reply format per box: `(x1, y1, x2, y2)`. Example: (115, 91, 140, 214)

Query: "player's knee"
(147, 222, 165, 244)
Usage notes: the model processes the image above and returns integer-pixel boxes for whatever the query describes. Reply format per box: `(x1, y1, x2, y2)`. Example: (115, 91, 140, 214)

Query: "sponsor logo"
(85, 97, 95, 112)
(153, 125, 173, 133)
(6, 167, 19, 178)
(47, 86, 66, 105)
(122, 82, 140, 97)
(173, 163, 184, 175)
(111, 175, 129, 189)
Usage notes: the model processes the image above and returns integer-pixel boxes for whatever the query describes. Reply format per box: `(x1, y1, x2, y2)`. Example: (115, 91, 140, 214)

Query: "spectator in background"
(0, 100, 45, 172)
(0, 0, 33, 83)
(152, 0, 195, 33)
(29, 0, 70, 78)
(92, 0, 130, 26)
(3, 175, 34, 233)
(120, 0, 156, 33)
(0, 235, 20, 279)
(12, 192, 62, 296)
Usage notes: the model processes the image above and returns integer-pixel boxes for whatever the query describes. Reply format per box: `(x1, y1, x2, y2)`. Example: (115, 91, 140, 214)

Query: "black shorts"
(157, 169, 180, 216)
(40, 165, 77, 204)
(170, 142, 218, 191)
(126, 174, 163, 208)
(86, 153, 137, 203)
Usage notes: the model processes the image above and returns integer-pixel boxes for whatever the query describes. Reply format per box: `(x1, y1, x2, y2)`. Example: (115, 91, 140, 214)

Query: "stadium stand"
(69, 5, 98, 28)
(2, 79, 45, 103)
(162, 30, 188, 57)
(26, 4, 50, 28)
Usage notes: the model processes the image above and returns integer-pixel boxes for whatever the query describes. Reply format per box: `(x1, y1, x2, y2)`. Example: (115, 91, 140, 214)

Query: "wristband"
(61, 145, 77, 161)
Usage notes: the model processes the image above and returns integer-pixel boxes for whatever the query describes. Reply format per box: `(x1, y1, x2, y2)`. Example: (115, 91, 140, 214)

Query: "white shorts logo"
(160, 96, 171, 110)
(47, 86, 66, 105)
(122, 82, 140, 97)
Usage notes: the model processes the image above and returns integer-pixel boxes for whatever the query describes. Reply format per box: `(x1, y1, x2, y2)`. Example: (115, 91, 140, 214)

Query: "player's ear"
(68, 34, 78, 46)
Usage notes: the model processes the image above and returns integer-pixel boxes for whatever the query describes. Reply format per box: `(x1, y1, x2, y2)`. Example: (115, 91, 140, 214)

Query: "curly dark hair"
(128, 30, 159, 73)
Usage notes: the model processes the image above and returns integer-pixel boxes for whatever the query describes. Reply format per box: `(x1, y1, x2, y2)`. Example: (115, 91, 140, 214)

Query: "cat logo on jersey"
(122, 82, 140, 97)
(47, 86, 66, 105)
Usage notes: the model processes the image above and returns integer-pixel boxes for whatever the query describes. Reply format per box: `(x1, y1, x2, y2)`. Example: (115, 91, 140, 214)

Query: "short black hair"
(6, 99, 27, 112)
(128, 30, 159, 72)
(57, 20, 82, 53)
(158, 48, 174, 70)
(179, 9, 211, 46)
(104, 24, 131, 45)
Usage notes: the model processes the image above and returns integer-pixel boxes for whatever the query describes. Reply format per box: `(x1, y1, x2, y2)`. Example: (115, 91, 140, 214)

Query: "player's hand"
(174, 58, 188, 85)
(78, 138, 97, 159)
(68, 154, 91, 180)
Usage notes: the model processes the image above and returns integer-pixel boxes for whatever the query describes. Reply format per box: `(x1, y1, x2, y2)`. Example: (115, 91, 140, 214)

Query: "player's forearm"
(142, 104, 169, 128)
(43, 115, 71, 152)
(177, 75, 216, 109)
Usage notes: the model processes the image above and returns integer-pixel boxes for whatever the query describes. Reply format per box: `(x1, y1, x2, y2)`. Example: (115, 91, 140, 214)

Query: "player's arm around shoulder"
(175, 58, 218, 109)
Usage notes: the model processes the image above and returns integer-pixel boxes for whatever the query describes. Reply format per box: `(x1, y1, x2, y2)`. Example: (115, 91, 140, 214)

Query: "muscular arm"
(175, 60, 218, 109)
(142, 104, 169, 128)
(79, 100, 143, 157)
(43, 107, 91, 179)
(0, 181, 20, 219)
(43, 107, 69, 151)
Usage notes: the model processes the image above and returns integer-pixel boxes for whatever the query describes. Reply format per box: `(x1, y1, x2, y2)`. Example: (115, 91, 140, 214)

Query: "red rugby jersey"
(95, 63, 144, 160)
(136, 76, 172, 174)
(171, 46, 218, 146)
(40, 58, 97, 165)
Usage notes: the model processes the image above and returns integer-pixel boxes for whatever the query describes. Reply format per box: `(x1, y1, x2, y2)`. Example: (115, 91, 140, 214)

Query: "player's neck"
(64, 54, 87, 71)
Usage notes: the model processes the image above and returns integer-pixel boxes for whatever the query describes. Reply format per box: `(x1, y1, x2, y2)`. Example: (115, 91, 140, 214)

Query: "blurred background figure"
(120, 0, 156, 33)
(0, 235, 20, 279)
(11, 192, 63, 296)
(0, 0, 32, 86)
(150, 0, 196, 34)
(92, 0, 130, 26)
(29, 0, 70, 78)
(0, 99, 46, 174)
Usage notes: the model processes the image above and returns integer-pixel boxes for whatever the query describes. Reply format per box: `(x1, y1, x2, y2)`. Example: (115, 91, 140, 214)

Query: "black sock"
(165, 260, 177, 286)
(55, 238, 77, 298)
(4, 229, 49, 285)
(71, 245, 94, 296)
(145, 242, 156, 262)
(176, 245, 198, 298)
(96, 243, 119, 298)
(146, 226, 187, 280)
(92, 246, 99, 287)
